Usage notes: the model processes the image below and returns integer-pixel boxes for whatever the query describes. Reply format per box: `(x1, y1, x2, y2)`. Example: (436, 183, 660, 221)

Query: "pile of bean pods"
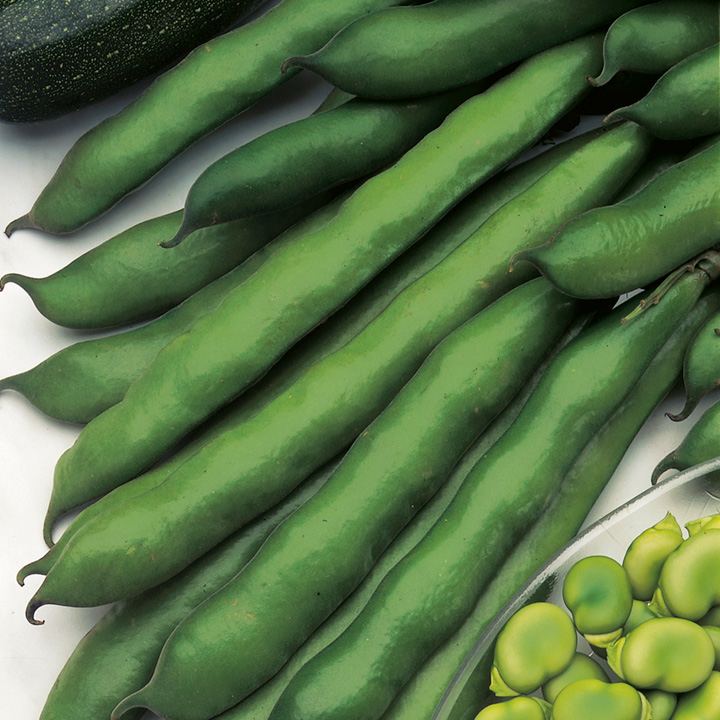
(479, 511, 720, 720)
(1, 1, 719, 719)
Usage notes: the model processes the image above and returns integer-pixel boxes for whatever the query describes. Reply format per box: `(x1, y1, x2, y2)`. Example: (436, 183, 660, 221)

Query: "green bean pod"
(667, 308, 720, 421)
(266, 265, 719, 720)
(35, 457, 340, 720)
(652, 399, 720, 484)
(44, 36, 606, 537)
(669, 671, 720, 720)
(282, 0, 651, 100)
(390, 286, 720, 720)
(604, 43, 720, 140)
(1, 128, 607, 427)
(4, 0, 415, 236)
(588, 0, 720, 87)
(28, 116, 651, 611)
(0, 188, 333, 330)
(168, 84, 487, 246)
(512, 140, 720, 299)
(211, 312, 598, 720)
(110, 278, 584, 720)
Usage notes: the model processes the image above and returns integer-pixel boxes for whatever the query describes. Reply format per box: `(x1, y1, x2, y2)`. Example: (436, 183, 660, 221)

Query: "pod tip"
(587, 66, 615, 88)
(5, 213, 33, 237)
(25, 593, 46, 626)
(651, 453, 677, 485)
(665, 399, 696, 423)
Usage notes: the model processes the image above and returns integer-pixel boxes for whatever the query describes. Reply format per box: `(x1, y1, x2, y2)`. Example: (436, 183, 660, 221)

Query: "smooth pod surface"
(266, 266, 717, 720)
(44, 36, 606, 537)
(283, 0, 652, 99)
(513, 140, 720, 299)
(604, 42, 720, 140)
(29, 115, 652, 615)
(6, 0, 415, 234)
(589, 0, 720, 87)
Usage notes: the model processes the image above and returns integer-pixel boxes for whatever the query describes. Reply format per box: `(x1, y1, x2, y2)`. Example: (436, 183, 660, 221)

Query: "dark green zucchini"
(0, 0, 267, 123)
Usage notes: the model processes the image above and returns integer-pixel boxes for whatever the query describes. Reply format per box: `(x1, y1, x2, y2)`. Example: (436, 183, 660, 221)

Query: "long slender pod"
(211, 311, 598, 720)
(1, 127, 604, 426)
(512, 139, 720, 299)
(0, 188, 334, 330)
(589, 0, 720, 87)
(27, 119, 652, 606)
(267, 262, 720, 720)
(653, 399, 720, 484)
(168, 83, 488, 246)
(283, 0, 652, 99)
(17, 129, 607, 584)
(44, 37, 606, 537)
(381, 286, 720, 720)
(35, 457, 341, 720)
(0, 191, 349, 424)
(667, 308, 720, 421)
(604, 42, 720, 140)
(31, 310, 597, 720)
(5, 0, 415, 235)
(111, 278, 586, 720)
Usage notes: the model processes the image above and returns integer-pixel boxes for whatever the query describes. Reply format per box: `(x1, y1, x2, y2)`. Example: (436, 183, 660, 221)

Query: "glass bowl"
(432, 455, 720, 720)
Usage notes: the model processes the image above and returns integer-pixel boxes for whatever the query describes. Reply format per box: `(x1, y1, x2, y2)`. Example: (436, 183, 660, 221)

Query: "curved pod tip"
(603, 106, 631, 129)
(665, 398, 699, 423)
(25, 593, 46, 626)
(16, 550, 54, 587)
(4, 214, 33, 237)
(651, 452, 680, 486)
(587, 66, 616, 88)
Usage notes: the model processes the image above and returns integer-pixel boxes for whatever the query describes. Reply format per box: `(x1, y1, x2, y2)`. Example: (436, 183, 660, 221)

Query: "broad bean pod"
(266, 264, 719, 720)
(215, 312, 599, 720)
(5, 0, 415, 235)
(607, 617, 716, 692)
(0, 187, 329, 330)
(403, 286, 720, 720)
(169, 83, 487, 246)
(0, 192, 347, 425)
(283, 0, 651, 99)
(28, 117, 650, 614)
(589, 0, 720, 87)
(652, 399, 720, 483)
(43, 36, 608, 538)
(1, 127, 607, 427)
(667, 308, 720, 421)
(35, 458, 340, 720)
(604, 42, 720, 140)
(98, 279, 587, 720)
(512, 140, 720, 299)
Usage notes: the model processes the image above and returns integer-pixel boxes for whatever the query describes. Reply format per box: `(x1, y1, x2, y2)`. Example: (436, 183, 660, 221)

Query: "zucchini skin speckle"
(0, 0, 266, 123)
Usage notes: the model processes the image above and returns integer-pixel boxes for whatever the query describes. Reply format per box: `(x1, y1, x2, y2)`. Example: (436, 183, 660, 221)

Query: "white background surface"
(0, 31, 716, 720)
